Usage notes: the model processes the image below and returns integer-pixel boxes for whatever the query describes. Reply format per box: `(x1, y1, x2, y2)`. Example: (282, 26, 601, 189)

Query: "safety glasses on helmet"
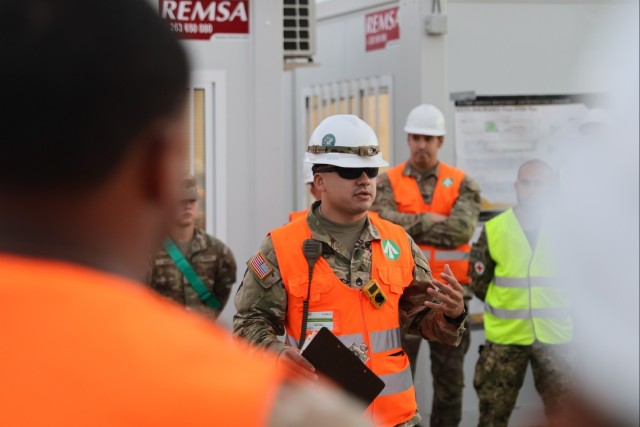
(314, 166, 379, 180)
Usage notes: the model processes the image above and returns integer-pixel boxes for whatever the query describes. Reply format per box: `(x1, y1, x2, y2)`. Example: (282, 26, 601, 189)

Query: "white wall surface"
(445, 0, 624, 138)
(447, 0, 621, 96)
(152, 0, 287, 327)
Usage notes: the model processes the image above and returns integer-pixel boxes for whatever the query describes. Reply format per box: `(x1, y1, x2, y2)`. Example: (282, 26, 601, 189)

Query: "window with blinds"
(184, 88, 207, 229)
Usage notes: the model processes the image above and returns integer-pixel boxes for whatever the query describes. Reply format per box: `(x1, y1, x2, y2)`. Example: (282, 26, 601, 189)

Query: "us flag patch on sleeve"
(250, 252, 273, 280)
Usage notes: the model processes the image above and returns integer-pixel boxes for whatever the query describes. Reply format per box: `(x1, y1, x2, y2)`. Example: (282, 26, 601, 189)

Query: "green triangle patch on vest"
(382, 239, 401, 261)
(442, 177, 454, 188)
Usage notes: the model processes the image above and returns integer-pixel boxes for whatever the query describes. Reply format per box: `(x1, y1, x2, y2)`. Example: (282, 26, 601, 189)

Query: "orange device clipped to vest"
(362, 279, 387, 309)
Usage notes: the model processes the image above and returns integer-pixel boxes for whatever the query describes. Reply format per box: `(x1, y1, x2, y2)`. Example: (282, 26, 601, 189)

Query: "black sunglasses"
(314, 166, 379, 180)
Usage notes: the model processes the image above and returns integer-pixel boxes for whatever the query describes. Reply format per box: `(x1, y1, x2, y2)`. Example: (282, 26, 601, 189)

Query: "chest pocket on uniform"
(287, 272, 335, 302)
(377, 265, 413, 294)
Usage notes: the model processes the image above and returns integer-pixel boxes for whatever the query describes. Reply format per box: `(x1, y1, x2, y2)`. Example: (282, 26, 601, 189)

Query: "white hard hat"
(579, 108, 611, 133)
(303, 162, 314, 185)
(304, 115, 389, 168)
(404, 104, 446, 136)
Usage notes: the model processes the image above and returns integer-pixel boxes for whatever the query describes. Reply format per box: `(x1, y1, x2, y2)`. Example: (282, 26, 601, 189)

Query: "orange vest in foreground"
(386, 161, 471, 284)
(271, 214, 417, 427)
(289, 209, 380, 223)
(0, 255, 283, 427)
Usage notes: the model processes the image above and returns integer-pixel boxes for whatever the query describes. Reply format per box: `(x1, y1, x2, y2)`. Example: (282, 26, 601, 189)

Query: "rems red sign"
(160, 1, 249, 40)
(365, 7, 400, 52)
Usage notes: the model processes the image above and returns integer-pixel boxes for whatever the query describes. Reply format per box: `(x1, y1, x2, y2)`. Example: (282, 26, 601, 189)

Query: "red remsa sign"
(159, 0, 249, 40)
(365, 7, 400, 52)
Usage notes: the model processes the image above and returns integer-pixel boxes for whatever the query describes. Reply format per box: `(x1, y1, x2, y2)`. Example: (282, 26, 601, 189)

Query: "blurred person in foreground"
(147, 176, 237, 321)
(0, 1, 369, 426)
(469, 160, 573, 427)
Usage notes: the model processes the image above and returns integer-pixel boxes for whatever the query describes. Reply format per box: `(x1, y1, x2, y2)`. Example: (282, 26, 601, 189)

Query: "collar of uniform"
(188, 227, 209, 255)
(306, 201, 381, 247)
(403, 161, 440, 180)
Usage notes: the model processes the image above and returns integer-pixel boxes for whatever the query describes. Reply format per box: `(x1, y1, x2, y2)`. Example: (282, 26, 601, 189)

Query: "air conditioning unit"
(283, 0, 316, 61)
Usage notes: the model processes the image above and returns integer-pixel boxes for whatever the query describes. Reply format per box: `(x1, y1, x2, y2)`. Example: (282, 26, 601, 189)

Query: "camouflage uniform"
(371, 161, 480, 427)
(470, 228, 574, 427)
(234, 203, 468, 427)
(147, 228, 237, 321)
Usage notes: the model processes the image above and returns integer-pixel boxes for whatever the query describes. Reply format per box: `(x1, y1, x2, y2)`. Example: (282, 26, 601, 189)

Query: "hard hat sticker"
(321, 133, 336, 146)
(382, 239, 401, 261)
(442, 177, 454, 188)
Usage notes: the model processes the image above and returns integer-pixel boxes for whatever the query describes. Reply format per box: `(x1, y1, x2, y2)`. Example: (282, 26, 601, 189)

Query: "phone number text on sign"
(160, 0, 249, 41)
(168, 22, 214, 34)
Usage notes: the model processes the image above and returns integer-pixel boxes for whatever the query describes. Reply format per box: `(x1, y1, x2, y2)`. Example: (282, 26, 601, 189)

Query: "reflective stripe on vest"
(287, 327, 401, 355)
(494, 277, 558, 288)
(271, 214, 418, 427)
(386, 162, 471, 284)
(423, 249, 470, 261)
(379, 367, 413, 397)
(484, 303, 572, 320)
(484, 209, 572, 345)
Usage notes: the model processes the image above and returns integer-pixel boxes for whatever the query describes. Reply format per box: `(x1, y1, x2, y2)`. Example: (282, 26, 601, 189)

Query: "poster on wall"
(365, 7, 400, 52)
(159, 0, 249, 40)
(454, 97, 589, 209)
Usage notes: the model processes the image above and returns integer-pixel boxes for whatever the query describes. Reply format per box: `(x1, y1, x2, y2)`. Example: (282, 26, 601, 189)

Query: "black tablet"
(301, 327, 385, 407)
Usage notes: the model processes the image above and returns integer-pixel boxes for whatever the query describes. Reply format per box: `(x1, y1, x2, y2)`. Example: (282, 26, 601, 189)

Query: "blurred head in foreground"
(0, 0, 189, 279)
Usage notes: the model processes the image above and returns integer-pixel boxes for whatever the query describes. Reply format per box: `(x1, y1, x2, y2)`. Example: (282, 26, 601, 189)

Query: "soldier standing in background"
(148, 176, 237, 320)
(371, 104, 481, 427)
(470, 160, 573, 427)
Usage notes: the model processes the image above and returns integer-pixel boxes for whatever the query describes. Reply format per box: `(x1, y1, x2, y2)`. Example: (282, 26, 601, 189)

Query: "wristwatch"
(445, 304, 468, 326)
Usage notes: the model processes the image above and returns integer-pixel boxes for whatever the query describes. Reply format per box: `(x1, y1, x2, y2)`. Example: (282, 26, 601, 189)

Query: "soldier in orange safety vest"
(235, 115, 468, 427)
(371, 104, 481, 427)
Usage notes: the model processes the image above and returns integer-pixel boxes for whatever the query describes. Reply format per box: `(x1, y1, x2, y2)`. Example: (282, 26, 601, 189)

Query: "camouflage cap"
(182, 176, 198, 200)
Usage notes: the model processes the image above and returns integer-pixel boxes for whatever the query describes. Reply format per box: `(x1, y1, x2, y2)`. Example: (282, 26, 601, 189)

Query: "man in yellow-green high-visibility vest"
(469, 160, 573, 427)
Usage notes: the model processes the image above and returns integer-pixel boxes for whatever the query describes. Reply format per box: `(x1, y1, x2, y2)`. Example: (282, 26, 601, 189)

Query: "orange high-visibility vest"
(289, 209, 308, 222)
(0, 255, 284, 427)
(289, 209, 380, 223)
(386, 162, 471, 284)
(271, 214, 417, 427)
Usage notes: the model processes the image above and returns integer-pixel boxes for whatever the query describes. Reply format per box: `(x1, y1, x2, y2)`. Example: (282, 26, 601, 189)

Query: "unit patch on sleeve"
(249, 252, 273, 280)
(474, 261, 486, 275)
